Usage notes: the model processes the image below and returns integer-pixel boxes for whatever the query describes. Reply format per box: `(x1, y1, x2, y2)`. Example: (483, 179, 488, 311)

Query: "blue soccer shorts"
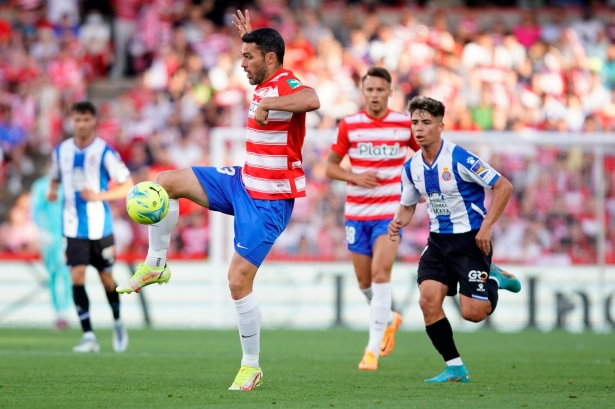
(192, 166, 294, 267)
(344, 218, 402, 257)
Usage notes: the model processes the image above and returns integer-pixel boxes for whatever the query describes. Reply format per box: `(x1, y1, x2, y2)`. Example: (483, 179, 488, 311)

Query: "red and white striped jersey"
(243, 68, 311, 200)
(331, 110, 419, 220)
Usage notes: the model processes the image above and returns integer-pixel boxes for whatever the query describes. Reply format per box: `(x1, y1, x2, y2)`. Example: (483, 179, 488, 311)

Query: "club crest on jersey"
(358, 142, 400, 158)
(287, 79, 302, 89)
(427, 192, 451, 216)
(441, 168, 452, 181)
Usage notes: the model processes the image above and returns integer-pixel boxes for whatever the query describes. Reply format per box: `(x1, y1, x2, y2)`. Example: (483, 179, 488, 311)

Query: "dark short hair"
(71, 101, 97, 116)
(407, 96, 445, 119)
(361, 66, 392, 85)
(242, 28, 285, 65)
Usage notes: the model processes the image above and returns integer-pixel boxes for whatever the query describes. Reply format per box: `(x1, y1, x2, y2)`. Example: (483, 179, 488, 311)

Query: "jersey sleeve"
(103, 147, 131, 184)
(277, 73, 311, 96)
(330, 119, 350, 157)
(455, 147, 500, 189)
(49, 147, 60, 181)
(400, 163, 421, 206)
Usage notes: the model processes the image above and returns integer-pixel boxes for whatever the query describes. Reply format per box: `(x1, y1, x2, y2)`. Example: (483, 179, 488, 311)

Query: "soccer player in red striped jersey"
(326, 67, 419, 370)
(116, 10, 320, 390)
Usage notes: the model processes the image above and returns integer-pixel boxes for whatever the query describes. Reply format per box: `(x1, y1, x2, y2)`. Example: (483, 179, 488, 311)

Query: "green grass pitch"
(0, 329, 613, 408)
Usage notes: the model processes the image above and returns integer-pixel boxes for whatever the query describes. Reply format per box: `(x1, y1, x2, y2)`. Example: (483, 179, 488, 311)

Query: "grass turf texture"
(0, 329, 613, 409)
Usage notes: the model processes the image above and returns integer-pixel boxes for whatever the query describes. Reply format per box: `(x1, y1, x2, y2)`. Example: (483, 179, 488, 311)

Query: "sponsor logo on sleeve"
(469, 158, 497, 184)
(286, 79, 302, 89)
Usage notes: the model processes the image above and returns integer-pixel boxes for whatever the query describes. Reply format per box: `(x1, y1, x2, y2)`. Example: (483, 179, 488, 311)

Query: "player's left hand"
(475, 224, 492, 255)
(80, 188, 99, 201)
(232, 9, 252, 37)
(254, 100, 269, 126)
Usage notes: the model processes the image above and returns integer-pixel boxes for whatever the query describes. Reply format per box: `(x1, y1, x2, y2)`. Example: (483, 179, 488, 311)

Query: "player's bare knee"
(419, 293, 439, 316)
(154, 171, 173, 193)
(371, 267, 391, 284)
(228, 275, 251, 299)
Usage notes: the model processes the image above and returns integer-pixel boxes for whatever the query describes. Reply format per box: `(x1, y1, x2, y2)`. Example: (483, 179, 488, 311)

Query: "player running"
(389, 96, 521, 382)
(47, 101, 134, 352)
(116, 10, 320, 391)
(325, 67, 417, 370)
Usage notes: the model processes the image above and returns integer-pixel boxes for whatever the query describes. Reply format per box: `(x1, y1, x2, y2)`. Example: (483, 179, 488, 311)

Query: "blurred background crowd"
(0, 0, 614, 264)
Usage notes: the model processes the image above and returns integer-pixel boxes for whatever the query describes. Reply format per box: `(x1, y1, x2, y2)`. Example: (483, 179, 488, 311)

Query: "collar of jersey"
(256, 68, 287, 89)
(72, 136, 99, 152)
(362, 108, 390, 122)
(422, 139, 445, 170)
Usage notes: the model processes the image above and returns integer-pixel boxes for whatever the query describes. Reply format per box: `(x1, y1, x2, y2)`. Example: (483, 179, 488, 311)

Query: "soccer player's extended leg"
(71, 265, 100, 353)
(490, 263, 521, 293)
(227, 252, 263, 391)
(117, 169, 209, 294)
(99, 271, 128, 352)
(420, 280, 470, 383)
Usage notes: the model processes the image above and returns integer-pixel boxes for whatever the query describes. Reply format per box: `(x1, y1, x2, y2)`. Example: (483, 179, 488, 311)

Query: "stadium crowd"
(0, 1, 614, 264)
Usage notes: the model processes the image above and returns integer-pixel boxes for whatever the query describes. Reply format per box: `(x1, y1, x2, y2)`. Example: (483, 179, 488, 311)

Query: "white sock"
(363, 287, 395, 325)
(145, 199, 179, 268)
(366, 282, 392, 357)
(83, 331, 96, 340)
(234, 292, 261, 368)
(360, 287, 373, 303)
(446, 357, 463, 366)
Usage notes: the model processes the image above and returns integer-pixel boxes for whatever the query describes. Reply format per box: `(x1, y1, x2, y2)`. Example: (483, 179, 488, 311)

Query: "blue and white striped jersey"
(400, 139, 500, 234)
(49, 137, 130, 240)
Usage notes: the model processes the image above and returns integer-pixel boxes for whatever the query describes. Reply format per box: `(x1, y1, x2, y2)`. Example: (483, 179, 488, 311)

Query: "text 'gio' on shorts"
(344, 218, 400, 257)
(417, 230, 492, 300)
(192, 166, 294, 267)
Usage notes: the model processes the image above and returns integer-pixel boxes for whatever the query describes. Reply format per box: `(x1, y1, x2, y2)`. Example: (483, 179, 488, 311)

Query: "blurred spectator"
(513, 10, 541, 49)
(0, 193, 38, 254)
(79, 10, 112, 80)
(110, 0, 142, 79)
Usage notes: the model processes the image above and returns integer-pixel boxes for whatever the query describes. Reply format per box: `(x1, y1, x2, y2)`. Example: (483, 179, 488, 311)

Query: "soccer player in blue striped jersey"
(389, 96, 521, 382)
(47, 101, 134, 353)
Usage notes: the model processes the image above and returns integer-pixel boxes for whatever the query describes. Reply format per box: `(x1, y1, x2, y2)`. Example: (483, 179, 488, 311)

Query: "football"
(126, 181, 170, 225)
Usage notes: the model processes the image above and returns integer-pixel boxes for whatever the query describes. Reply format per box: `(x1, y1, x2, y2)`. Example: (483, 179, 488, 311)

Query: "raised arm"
(232, 10, 252, 38)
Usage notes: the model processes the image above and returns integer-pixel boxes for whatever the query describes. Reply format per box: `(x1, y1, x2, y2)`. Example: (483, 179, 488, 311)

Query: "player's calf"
(459, 297, 492, 323)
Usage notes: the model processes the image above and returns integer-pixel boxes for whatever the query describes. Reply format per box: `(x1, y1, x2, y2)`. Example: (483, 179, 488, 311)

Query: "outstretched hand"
(232, 9, 252, 38)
